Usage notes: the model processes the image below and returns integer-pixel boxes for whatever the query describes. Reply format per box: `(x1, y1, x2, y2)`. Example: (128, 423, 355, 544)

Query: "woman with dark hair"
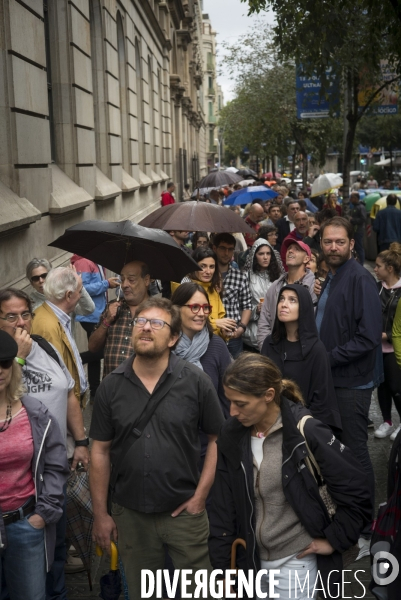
(209, 353, 371, 599)
(191, 231, 209, 251)
(171, 247, 237, 337)
(171, 282, 232, 420)
(242, 239, 282, 350)
(261, 284, 341, 433)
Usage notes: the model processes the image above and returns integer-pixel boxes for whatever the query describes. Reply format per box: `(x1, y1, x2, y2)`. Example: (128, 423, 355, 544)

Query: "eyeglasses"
(183, 304, 213, 315)
(131, 317, 171, 330)
(31, 273, 48, 283)
(0, 312, 33, 324)
(0, 359, 14, 369)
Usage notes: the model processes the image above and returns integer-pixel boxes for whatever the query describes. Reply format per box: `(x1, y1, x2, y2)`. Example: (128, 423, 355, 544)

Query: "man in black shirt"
(90, 297, 224, 597)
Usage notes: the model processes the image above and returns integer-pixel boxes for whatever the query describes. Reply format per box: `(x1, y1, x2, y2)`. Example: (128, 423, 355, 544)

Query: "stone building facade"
(0, 0, 212, 291)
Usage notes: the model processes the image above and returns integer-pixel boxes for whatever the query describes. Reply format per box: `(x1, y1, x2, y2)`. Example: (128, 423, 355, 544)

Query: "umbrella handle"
(96, 541, 119, 571)
(230, 538, 247, 571)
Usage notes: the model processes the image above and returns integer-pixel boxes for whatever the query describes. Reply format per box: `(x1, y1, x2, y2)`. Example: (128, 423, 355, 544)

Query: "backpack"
(31, 334, 61, 366)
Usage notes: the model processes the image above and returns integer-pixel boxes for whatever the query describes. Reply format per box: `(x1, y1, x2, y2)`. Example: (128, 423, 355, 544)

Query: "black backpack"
(31, 334, 61, 367)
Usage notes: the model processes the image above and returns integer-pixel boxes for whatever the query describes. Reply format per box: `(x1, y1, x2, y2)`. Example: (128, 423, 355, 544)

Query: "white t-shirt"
(22, 340, 75, 445)
(251, 435, 264, 470)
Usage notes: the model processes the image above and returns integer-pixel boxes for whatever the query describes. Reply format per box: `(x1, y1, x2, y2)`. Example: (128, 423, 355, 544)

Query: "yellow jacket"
(171, 279, 226, 338)
(393, 300, 401, 369)
(31, 302, 81, 402)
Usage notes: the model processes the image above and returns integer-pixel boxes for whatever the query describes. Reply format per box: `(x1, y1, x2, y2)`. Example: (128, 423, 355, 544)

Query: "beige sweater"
(253, 415, 313, 561)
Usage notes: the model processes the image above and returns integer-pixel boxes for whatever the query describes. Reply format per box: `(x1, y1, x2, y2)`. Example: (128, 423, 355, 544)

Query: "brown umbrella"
(198, 169, 243, 188)
(138, 201, 254, 234)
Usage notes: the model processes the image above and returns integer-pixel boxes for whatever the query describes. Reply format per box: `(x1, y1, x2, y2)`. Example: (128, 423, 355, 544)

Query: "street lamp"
(215, 138, 221, 170)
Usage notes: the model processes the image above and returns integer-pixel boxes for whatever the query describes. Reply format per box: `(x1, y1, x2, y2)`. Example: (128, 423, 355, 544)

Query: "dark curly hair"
(252, 243, 281, 282)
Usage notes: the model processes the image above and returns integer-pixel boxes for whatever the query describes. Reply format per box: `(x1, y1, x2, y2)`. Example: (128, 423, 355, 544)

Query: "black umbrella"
(198, 170, 243, 188)
(96, 542, 121, 600)
(139, 201, 254, 234)
(49, 220, 199, 280)
(236, 168, 259, 179)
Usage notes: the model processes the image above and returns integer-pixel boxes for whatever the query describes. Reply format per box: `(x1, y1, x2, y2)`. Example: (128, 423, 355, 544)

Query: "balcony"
(208, 115, 217, 123)
(206, 59, 214, 71)
(207, 87, 215, 96)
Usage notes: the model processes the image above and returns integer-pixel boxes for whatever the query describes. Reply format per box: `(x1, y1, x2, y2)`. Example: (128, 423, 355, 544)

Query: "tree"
(357, 114, 401, 173)
(240, 0, 401, 212)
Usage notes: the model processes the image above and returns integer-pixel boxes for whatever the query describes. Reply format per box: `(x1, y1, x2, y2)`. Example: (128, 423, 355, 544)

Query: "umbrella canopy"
(262, 172, 282, 180)
(364, 193, 381, 212)
(66, 470, 93, 579)
(223, 186, 278, 206)
(237, 179, 257, 187)
(190, 186, 219, 198)
(225, 166, 239, 173)
(311, 173, 343, 197)
(49, 220, 199, 280)
(198, 170, 243, 188)
(138, 200, 254, 234)
(236, 168, 258, 179)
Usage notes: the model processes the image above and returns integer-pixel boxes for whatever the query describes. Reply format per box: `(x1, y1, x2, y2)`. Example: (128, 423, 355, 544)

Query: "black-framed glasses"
(0, 359, 14, 369)
(183, 304, 212, 315)
(0, 312, 33, 324)
(131, 317, 171, 330)
(31, 273, 48, 283)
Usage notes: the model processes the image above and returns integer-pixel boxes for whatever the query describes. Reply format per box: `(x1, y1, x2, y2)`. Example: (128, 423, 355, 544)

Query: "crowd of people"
(1, 177, 401, 600)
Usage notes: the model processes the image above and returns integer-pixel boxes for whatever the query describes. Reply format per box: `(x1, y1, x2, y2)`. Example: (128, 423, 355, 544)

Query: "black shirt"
(90, 353, 224, 513)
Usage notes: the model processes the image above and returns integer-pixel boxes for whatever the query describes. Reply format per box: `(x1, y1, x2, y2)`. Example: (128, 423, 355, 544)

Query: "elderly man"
(88, 260, 150, 376)
(244, 202, 265, 247)
(31, 267, 88, 405)
(0, 287, 89, 595)
(275, 199, 301, 249)
(90, 297, 224, 598)
(280, 211, 310, 269)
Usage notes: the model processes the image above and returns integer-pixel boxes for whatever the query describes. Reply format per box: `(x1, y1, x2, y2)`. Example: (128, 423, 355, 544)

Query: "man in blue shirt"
(373, 193, 401, 252)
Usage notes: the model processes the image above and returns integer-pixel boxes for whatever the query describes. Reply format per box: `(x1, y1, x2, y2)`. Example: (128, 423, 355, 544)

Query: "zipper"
(255, 469, 270, 558)
(241, 461, 257, 572)
(34, 418, 51, 572)
(282, 441, 306, 468)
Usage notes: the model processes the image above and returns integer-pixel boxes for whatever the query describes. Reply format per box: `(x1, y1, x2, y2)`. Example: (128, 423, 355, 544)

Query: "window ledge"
(150, 169, 163, 184)
(138, 169, 153, 188)
(0, 179, 41, 235)
(122, 168, 140, 193)
(95, 167, 121, 201)
(49, 165, 93, 214)
(159, 170, 170, 181)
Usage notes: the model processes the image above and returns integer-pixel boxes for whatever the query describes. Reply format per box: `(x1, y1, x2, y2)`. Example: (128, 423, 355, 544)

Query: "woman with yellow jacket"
(171, 247, 237, 338)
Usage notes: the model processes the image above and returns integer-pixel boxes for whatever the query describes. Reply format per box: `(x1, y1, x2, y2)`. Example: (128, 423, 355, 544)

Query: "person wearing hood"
(26, 258, 95, 339)
(373, 247, 401, 441)
(208, 354, 371, 599)
(257, 239, 317, 350)
(261, 284, 342, 434)
(242, 238, 282, 351)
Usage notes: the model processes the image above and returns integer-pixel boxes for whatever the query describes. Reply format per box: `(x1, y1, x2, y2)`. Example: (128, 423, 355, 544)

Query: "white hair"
(44, 267, 79, 302)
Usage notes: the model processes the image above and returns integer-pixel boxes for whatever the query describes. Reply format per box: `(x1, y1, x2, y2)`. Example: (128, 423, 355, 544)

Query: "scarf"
(174, 326, 210, 370)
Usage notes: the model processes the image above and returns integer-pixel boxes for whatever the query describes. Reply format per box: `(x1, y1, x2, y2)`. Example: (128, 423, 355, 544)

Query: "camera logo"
(372, 541, 399, 586)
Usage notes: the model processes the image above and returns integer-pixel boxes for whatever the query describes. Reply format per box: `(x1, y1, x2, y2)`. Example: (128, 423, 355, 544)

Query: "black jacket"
(275, 217, 291, 250)
(208, 398, 372, 598)
(317, 258, 382, 387)
(350, 201, 367, 233)
(261, 284, 341, 432)
(378, 281, 401, 344)
(303, 231, 321, 253)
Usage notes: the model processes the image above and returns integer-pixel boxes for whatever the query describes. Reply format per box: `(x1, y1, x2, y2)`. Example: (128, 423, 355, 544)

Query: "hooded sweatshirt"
(261, 284, 342, 432)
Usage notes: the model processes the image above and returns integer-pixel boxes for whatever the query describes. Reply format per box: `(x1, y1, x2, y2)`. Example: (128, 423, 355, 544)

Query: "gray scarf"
(174, 326, 210, 370)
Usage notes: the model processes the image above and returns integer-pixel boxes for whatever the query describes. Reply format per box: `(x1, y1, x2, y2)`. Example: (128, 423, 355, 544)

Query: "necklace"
(253, 421, 276, 439)
(0, 402, 13, 433)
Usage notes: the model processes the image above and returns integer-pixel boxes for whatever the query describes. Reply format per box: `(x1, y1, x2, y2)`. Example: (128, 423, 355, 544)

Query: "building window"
(208, 101, 213, 117)
(117, 12, 129, 170)
(158, 68, 164, 171)
(43, 2, 55, 161)
(148, 56, 155, 171)
(135, 39, 145, 171)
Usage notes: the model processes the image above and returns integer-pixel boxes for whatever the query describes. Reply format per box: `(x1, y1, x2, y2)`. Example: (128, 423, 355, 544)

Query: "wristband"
(75, 438, 90, 447)
(238, 322, 247, 332)
(15, 357, 26, 366)
(101, 320, 111, 328)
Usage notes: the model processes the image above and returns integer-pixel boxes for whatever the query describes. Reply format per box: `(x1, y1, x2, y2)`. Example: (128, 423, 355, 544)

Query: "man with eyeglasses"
(212, 233, 252, 358)
(26, 258, 95, 339)
(0, 287, 89, 595)
(90, 297, 223, 598)
(88, 260, 150, 377)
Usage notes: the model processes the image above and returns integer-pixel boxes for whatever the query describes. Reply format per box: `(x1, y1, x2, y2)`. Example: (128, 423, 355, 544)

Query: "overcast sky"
(202, 0, 275, 102)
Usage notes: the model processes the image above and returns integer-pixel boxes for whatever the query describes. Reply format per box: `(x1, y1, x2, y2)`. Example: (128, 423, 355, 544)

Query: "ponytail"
(378, 248, 401, 278)
(281, 379, 304, 405)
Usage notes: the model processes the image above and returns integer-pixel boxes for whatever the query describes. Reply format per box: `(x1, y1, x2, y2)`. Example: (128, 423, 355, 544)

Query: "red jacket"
(161, 191, 175, 206)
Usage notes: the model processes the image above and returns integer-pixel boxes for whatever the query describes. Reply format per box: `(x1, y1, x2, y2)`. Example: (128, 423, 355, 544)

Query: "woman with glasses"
(0, 329, 69, 600)
(241, 239, 282, 351)
(171, 282, 232, 420)
(26, 258, 95, 339)
(171, 248, 237, 338)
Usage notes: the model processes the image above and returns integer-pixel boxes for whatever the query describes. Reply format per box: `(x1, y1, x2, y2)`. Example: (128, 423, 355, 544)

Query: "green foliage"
(357, 115, 401, 151)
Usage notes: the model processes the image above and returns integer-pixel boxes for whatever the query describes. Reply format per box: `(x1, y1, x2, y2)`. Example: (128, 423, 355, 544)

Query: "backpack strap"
(31, 334, 61, 367)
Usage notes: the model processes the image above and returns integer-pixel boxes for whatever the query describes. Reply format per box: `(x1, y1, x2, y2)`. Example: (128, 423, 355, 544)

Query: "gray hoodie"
(257, 268, 317, 350)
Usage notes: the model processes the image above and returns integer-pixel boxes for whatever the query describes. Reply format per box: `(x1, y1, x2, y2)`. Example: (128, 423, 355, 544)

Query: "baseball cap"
(282, 238, 311, 257)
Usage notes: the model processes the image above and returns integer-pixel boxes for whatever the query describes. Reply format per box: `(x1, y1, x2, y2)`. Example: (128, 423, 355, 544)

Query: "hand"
(14, 328, 32, 359)
(92, 514, 118, 553)
(296, 538, 334, 559)
(216, 318, 237, 334)
(70, 264, 83, 287)
(105, 302, 121, 323)
(171, 495, 205, 517)
(314, 278, 322, 297)
(256, 303, 262, 314)
(308, 224, 319, 237)
(71, 446, 90, 471)
(28, 514, 46, 529)
(382, 332, 388, 341)
(107, 277, 120, 289)
(230, 327, 244, 340)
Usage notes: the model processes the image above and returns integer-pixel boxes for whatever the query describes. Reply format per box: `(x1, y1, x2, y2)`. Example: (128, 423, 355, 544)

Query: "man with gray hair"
(26, 258, 95, 337)
(31, 267, 88, 405)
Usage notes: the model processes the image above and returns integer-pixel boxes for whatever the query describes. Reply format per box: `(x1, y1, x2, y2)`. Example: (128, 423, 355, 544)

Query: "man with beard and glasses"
(89, 297, 224, 598)
(314, 216, 382, 559)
